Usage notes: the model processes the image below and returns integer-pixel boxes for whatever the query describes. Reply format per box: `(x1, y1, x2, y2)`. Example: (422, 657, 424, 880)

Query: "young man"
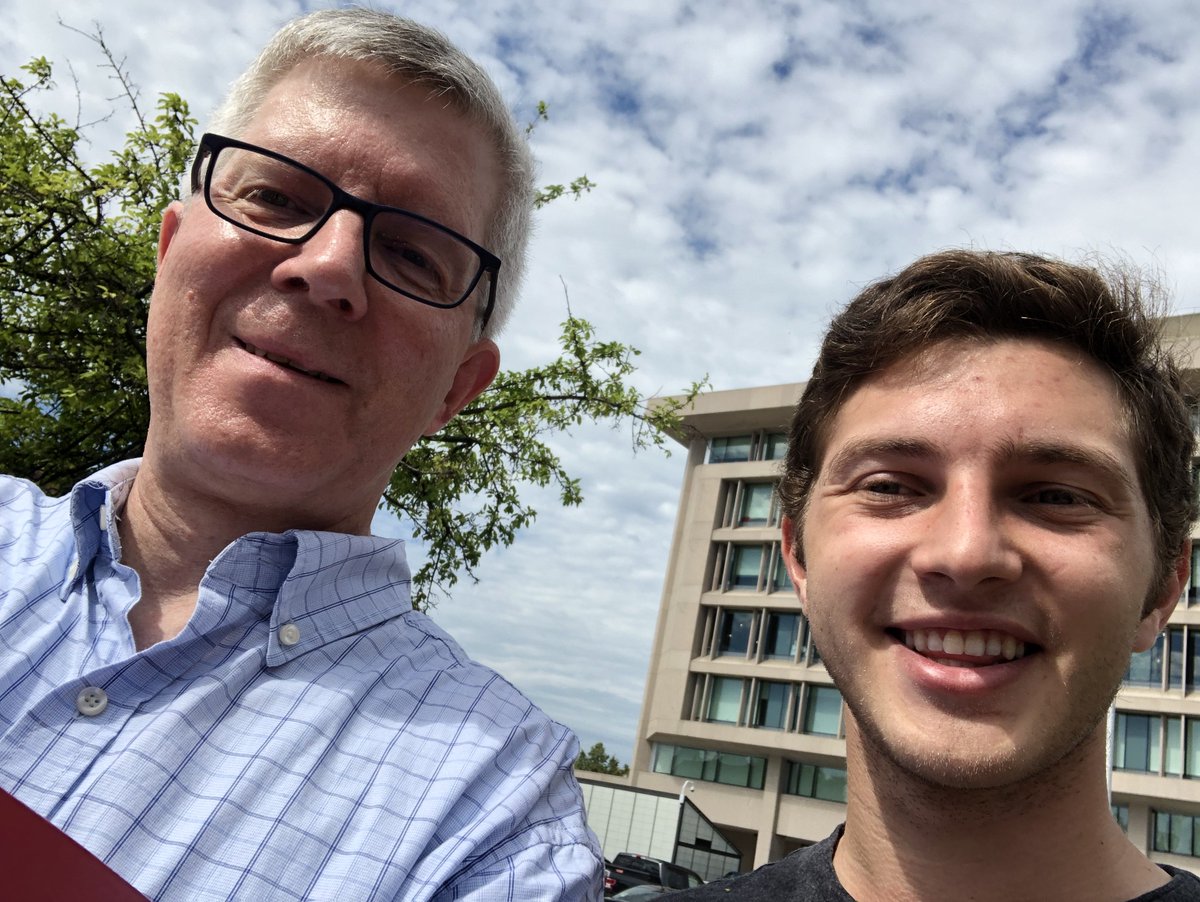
(0, 9, 601, 899)
(677, 251, 1200, 900)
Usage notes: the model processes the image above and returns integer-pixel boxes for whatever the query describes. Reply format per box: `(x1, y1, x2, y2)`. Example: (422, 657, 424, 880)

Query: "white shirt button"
(279, 623, 301, 647)
(98, 503, 109, 532)
(76, 687, 108, 717)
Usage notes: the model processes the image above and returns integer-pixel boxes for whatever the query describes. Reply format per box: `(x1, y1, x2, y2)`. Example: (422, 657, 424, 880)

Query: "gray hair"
(201, 7, 535, 337)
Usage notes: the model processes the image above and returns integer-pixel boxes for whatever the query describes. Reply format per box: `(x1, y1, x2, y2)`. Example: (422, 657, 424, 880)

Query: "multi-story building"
(626, 314, 1200, 877)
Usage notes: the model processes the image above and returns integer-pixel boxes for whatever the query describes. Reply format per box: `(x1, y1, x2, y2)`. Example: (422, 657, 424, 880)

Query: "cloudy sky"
(4, 0, 1200, 763)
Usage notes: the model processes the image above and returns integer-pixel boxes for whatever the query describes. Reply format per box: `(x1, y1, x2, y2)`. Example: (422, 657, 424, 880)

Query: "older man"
(677, 251, 1200, 901)
(0, 9, 601, 900)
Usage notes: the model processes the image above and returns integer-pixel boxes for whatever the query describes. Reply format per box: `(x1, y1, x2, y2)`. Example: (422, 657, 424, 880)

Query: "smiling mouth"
(237, 339, 343, 384)
(889, 627, 1038, 668)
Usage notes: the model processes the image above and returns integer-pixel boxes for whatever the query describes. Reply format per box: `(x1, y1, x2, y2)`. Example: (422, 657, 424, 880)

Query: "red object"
(0, 787, 146, 900)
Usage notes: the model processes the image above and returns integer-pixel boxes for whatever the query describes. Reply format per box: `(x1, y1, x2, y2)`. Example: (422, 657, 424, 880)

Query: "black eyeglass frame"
(190, 132, 501, 329)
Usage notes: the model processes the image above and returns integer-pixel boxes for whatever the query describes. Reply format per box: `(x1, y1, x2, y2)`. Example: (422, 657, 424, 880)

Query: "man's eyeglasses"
(189, 133, 501, 328)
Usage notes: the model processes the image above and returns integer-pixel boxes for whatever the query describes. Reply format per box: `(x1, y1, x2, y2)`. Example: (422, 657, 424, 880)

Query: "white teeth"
(902, 628, 1031, 663)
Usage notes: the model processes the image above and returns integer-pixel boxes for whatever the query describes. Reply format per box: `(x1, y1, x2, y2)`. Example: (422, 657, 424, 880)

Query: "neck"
(833, 720, 1167, 902)
(118, 462, 244, 648)
(117, 452, 372, 649)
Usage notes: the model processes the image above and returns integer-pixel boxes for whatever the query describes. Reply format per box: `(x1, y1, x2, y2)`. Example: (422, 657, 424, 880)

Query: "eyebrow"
(823, 438, 939, 482)
(996, 438, 1138, 494)
(823, 436, 1137, 494)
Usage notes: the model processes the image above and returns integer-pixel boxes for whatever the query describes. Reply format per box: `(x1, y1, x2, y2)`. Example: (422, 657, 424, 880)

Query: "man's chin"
(886, 747, 1030, 792)
(853, 713, 1100, 801)
(152, 434, 338, 503)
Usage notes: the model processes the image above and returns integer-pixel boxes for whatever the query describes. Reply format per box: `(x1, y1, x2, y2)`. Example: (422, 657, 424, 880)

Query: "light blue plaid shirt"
(0, 462, 602, 900)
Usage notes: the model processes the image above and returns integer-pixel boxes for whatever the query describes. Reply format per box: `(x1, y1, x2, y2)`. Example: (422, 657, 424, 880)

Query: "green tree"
(0, 48, 704, 607)
(575, 742, 629, 776)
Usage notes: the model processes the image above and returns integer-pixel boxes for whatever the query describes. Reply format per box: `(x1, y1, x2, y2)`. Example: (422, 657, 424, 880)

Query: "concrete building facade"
(626, 314, 1200, 876)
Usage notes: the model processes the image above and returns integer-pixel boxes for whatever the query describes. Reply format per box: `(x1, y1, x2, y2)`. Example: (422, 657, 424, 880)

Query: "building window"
(1113, 714, 1200, 777)
(709, 435, 753, 464)
(784, 761, 847, 803)
(1189, 719, 1200, 779)
(771, 544, 793, 593)
(707, 676, 744, 724)
(752, 680, 789, 730)
(716, 752, 766, 790)
(717, 610, 756, 657)
(764, 612, 802, 660)
(803, 685, 843, 736)
(1169, 628, 1186, 690)
(1167, 717, 1184, 776)
(1112, 804, 1129, 833)
(1191, 544, 1200, 606)
(1125, 627, 1196, 692)
(1191, 633, 1200, 692)
(652, 743, 767, 790)
(1115, 713, 1160, 773)
(721, 481, 780, 529)
(714, 542, 793, 594)
(1125, 633, 1166, 688)
(702, 604, 814, 663)
(728, 545, 764, 590)
(1154, 810, 1200, 857)
(738, 483, 775, 527)
(709, 431, 790, 464)
(1115, 712, 1200, 778)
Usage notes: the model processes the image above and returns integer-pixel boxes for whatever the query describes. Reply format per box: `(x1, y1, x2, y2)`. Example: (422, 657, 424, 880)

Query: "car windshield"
(612, 856, 659, 880)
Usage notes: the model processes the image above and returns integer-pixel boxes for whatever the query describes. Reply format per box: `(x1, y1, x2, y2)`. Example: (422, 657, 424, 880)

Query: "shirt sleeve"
(432, 835, 603, 902)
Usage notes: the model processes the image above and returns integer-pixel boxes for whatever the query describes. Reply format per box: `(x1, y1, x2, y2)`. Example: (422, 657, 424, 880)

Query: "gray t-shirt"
(671, 825, 1200, 901)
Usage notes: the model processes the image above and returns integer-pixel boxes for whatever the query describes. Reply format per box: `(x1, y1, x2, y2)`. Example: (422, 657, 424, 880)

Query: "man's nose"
(909, 482, 1022, 589)
(272, 209, 369, 319)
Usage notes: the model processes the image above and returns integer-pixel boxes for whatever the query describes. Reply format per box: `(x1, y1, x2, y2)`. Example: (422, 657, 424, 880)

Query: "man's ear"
(157, 201, 185, 266)
(1132, 542, 1189, 652)
(423, 339, 501, 436)
(781, 515, 809, 614)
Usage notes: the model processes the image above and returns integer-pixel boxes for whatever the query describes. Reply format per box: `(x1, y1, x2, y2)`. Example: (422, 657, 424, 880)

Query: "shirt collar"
(61, 459, 140, 599)
(61, 460, 414, 663)
(263, 530, 412, 666)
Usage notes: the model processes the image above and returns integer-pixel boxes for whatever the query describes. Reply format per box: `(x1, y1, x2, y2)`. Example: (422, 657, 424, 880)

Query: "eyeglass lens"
(206, 145, 482, 308)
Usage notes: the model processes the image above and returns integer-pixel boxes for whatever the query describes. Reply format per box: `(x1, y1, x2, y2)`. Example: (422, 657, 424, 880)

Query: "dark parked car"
(603, 853, 703, 896)
(611, 886, 671, 900)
